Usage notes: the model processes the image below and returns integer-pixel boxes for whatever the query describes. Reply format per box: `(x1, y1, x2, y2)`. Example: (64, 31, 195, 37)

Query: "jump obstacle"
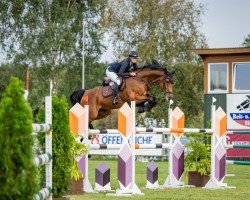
(33, 96, 52, 200)
(69, 99, 250, 194)
(203, 105, 250, 189)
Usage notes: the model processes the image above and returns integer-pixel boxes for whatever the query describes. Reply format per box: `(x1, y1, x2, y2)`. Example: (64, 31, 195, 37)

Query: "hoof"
(138, 107, 145, 113)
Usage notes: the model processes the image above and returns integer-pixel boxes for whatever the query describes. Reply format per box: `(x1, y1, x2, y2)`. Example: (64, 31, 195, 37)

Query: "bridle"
(150, 74, 173, 95)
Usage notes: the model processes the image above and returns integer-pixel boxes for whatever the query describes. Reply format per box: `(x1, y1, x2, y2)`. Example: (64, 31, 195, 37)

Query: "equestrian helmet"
(129, 50, 139, 58)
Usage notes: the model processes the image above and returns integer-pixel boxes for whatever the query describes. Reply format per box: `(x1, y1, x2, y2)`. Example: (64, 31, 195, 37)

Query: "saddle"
(102, 77, 125, 97)
(102, 77, 112, 87)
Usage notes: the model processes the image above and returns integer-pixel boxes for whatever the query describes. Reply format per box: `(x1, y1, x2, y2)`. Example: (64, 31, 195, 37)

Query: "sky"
(100, 0, 250, 62)
(195, 0, 250, 48)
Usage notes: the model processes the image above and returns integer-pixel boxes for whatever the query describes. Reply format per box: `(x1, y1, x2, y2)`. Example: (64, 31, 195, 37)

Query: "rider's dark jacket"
(108, 57, 138, 77)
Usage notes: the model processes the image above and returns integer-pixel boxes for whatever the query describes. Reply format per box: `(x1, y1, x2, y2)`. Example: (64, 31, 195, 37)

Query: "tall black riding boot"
(112, 83, 119, 105)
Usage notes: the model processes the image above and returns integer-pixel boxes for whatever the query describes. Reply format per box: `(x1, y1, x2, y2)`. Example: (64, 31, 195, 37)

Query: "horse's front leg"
(145, 96, 158, 111)
(137, 96, 158, 113)
(128, 85, 157, 113)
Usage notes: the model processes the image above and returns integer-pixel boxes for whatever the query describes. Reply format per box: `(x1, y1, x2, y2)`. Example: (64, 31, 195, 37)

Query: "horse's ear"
(171, 69, 176, 75)
(152, 59, 160, 66)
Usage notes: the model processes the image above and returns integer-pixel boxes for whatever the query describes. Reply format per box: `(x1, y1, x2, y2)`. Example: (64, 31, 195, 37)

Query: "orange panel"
(69, 113, 77, 135)
(170, 128, 184, 133)
(172, 107, 184, 137)
(118, 103, 133, 137)
(215, 107, 227, 138)
(69, 103, 86, 135)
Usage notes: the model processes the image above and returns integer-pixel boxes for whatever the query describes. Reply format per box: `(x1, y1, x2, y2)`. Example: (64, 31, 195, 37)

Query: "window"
(208, 63, 228, 93)
(233, 62, 250, 92)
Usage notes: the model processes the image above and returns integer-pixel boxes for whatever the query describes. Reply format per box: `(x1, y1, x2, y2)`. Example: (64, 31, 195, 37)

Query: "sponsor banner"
(226, 134, 250, 158)
(227, 94, 250, 130)
(89, 133, 164, 156)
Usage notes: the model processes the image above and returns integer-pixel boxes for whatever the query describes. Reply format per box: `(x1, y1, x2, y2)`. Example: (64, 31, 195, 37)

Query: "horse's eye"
(167, 78, 174, 84)
(166, 79, 171, 83)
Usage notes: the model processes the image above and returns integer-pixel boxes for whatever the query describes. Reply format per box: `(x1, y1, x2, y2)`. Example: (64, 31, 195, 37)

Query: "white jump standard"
(33, 96, 52, 200)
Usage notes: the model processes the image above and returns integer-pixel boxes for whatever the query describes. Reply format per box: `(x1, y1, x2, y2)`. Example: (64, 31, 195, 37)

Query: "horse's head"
(136, 60, 175, 101)
(159, 68, 174, 101)
(150, 60, 174, 101)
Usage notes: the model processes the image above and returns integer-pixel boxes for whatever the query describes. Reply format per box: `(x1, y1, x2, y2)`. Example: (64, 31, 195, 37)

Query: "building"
(193, 47, 250, 158)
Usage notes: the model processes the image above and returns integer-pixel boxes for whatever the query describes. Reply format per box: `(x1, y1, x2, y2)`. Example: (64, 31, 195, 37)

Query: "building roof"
(192, 47, 250, 56)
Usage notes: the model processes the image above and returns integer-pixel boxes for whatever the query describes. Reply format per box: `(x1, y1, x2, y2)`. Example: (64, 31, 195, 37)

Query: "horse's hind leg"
(89, 123, 94, 129)
(89, 104, 102, 123)
(88, 123, 94, 140)
(87, 123, 95, 159)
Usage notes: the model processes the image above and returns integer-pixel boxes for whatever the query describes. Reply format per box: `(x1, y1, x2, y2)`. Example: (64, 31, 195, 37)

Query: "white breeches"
(106, 69, 121, 85)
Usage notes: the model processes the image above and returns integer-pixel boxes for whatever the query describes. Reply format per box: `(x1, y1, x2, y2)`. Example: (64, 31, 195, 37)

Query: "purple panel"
(147, 161, 158, 184)
(215, 154, 226, 182)
(97, 162, 109, 173)
(119, 144, 132, 162)
(172, 152, 184, 180)
(102, 168, 110, 186)
(215, 144, 226, 160)
(77, 155, 86, 179)
(214, 143, 226, 182)
(172, 143, 184, 159)
(118, 144, 132, 187)
(95, 162, 110, 186)
(147, 161, 157, 172)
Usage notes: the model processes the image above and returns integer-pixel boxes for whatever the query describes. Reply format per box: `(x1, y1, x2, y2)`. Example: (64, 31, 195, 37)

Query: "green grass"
(67, 159, 250, 200)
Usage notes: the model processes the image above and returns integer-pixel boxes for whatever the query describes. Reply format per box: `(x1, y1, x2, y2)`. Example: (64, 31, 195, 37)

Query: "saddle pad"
(102, 85, 114, 97)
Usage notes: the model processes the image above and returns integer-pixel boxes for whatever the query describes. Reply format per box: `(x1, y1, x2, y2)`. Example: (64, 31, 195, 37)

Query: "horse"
(70, 60, 174, 125)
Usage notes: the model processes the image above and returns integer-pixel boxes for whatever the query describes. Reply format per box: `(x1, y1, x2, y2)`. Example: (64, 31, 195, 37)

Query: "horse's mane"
(141, 59, 164, 70)
(136, 59, 173, 79)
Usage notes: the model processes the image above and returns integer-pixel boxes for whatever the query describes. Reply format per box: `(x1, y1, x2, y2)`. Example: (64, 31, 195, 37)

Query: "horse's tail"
(70, 89, 85, 106)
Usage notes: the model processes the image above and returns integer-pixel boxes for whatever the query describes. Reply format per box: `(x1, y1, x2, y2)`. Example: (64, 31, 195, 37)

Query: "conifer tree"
(0, 77, 39, 200)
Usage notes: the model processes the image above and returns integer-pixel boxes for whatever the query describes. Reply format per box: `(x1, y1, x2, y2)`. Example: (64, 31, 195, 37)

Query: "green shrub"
(37, 96, 74, 198)
(70, 137, 88, 181)
(184, 133, 211, 176)
(0, 77, 39, 200)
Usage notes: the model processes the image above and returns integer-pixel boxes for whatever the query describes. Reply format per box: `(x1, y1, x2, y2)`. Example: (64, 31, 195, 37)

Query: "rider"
(106, 50, 139, 105)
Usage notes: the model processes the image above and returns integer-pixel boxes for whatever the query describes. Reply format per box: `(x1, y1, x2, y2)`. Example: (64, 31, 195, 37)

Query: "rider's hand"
(130, 72, 137, 76)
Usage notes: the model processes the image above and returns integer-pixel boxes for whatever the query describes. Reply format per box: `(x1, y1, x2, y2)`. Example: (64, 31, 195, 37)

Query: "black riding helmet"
(129, 50, 139, 58)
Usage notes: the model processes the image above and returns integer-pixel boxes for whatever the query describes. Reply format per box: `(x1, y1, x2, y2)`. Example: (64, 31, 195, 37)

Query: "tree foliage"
(0, 0, 107, 109)
(0, 0, 208, 127)
(0, 77, 39, 200)
(242, 34, 250, 47)
(0, 63, 27, 99)
(0, 0, 104, 64)
(103, 0, 206, 62)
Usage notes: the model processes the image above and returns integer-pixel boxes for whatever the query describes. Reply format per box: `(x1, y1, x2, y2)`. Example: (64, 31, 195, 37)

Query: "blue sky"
(194, 0, 250, 48)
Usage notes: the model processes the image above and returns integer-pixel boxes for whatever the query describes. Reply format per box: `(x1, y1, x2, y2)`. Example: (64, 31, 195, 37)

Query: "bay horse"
(70, 60, 174, 125)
